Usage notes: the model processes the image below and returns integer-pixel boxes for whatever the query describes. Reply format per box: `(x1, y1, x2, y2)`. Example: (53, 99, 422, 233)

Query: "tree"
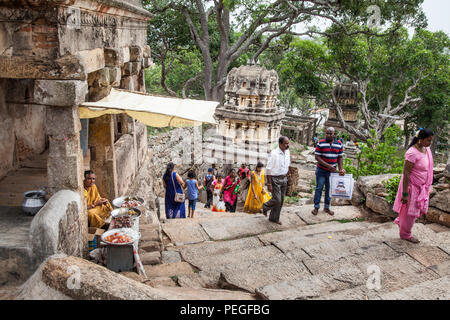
(144, 0, 426, 102)
(278, 26, 448, 141)
(406, 30, 450, 153)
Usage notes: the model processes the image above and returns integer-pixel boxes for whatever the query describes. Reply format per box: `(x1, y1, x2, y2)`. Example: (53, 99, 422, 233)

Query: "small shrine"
(325, 83, 359, 135)
(209, 62, 284, 164)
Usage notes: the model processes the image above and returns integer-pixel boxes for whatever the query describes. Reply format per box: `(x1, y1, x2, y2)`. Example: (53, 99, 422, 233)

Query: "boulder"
(434, 184, 450, 192)
(356, 174, 400, 196)
(426, 207, 450, 227)
(31, 255, 176, 300)
(365, 192, 396, 218)
(351, 186, 365, 206)
(429, 190, 450, 213)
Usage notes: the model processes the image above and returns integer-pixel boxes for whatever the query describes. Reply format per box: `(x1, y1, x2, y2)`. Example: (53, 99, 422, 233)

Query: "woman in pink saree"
(393, 128, 434, 243)
(221, 169, 240, 213)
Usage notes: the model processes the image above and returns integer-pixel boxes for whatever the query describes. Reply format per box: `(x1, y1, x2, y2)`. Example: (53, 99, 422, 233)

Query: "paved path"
(139, 200, 450, 300)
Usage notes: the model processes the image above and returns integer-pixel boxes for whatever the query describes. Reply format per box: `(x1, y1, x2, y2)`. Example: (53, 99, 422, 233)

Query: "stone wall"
(113, 121, 147, 197)
(0, 79, 47, 179)
(426, 162, 450, 227)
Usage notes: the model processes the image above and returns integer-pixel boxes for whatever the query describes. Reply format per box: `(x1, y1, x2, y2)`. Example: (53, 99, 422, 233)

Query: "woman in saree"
(162, 162, 186, 219)
(393, 128, 434, 243)
(244, 162, 271, 214)
(84, 170, 113, 228)
(221, 169, 240, 213)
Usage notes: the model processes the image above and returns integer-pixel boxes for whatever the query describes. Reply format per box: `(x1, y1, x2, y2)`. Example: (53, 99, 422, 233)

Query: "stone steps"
(150, 197, 450, 299)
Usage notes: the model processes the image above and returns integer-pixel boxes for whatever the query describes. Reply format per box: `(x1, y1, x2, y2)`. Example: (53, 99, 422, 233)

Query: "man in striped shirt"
(312, 127, 345, 216)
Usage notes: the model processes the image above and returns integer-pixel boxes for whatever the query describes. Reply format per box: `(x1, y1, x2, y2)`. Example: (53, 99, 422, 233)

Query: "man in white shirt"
(262, 136, 290, 225)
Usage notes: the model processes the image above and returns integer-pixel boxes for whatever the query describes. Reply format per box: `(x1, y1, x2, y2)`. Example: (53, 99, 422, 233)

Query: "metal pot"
(22, 190, 47, 215)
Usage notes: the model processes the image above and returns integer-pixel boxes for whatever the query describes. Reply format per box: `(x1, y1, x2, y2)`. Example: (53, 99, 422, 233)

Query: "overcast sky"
(294, 0, 450, 37)
(419, 0, 450, 34)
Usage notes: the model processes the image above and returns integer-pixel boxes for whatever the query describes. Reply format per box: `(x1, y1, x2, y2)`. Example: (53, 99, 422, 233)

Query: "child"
(212, 175, 226, 212)
(185, 170, 203, 218)
(203, 168, 215, 208)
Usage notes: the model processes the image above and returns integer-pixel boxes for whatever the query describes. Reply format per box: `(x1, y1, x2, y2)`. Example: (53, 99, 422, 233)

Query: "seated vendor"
(83, 170, 113, 228)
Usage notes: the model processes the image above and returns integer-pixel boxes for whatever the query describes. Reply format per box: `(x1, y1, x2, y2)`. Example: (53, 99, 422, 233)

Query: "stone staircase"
(134, 200, 450, 300)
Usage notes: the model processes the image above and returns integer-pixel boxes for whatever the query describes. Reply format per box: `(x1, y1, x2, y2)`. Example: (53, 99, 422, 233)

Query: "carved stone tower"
(207, 63, 284, 164)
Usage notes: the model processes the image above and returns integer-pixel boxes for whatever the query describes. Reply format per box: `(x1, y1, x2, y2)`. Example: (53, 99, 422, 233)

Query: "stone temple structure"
(207, 63, 284, 164)
(0, 0, 151, 284)
(325, 83, 359, 136)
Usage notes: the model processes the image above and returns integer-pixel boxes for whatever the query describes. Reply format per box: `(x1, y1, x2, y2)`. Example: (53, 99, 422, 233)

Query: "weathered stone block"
(129, 45, 143, 62)
(140, 240, 161, 252)
(38, 255, 175, 300)
(45, 105, 81, 136)
(88, 68, 110, 87)
(108, 67, 121, 87)
(121, 47, 130, 63)
(76, 48, 105, 74)
(34, 80, 88, 107)
(0, 55, 86, 80)
(88, 85, 111, 102)
(351, 186, 365, 206)
(142, 45, 151, 58)
(365, 192, 396, 217)
(140, 251, 161, 265)
(121, 75, 138, 91)
(356, 174, 400, 196)
(47, 154, 83, 192)
(104, 48, 123, 67)
(161, 250, 182, 264)
(426, 207, 450, 227)
(429, 190, 450, 213)
(30, 190, 86, 265)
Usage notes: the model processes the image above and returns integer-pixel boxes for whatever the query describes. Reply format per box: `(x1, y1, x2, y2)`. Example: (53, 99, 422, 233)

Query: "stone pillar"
(41, 79, 89, 258)
(80, 119, 89, 156)
(88, 114, 118, 201)
(248, 122, 256, 141)
(46, 105, 83, 194)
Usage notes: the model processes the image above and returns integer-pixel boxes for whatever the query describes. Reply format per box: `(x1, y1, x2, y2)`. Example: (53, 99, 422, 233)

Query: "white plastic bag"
(330, 173, 354, 199)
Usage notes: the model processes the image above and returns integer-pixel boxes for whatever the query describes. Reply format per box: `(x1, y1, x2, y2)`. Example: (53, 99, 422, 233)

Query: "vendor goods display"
(104, 232, 131, 244)
(101, 228, 140, 245)
(112, 195, 145, 209)
(112, 215, 132, 228)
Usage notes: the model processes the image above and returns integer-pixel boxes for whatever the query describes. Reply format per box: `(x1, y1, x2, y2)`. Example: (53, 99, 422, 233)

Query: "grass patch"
(284, 195, 300, 204)
(335, 217, 366, 224)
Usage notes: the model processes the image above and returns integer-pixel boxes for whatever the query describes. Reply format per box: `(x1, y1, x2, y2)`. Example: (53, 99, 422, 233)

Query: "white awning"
(79, 88, 219, 127)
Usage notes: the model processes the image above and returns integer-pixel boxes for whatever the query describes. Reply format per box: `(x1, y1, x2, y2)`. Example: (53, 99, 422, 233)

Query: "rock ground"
(135, 196, 450, 300)
(7, 179, 450, 300)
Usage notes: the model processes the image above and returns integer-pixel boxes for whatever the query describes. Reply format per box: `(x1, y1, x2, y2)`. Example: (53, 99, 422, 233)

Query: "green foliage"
(344, 126, 405, 179)
(336, 217, 366, 224)
(147, 126, 175, 136)
(284, 195, 299, 204)
(309, 178, 316, 194)
(382, 175, 401, 205)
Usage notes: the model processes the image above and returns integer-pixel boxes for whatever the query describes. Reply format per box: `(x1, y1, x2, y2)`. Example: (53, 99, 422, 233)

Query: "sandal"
(324, 208, 334, 216)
